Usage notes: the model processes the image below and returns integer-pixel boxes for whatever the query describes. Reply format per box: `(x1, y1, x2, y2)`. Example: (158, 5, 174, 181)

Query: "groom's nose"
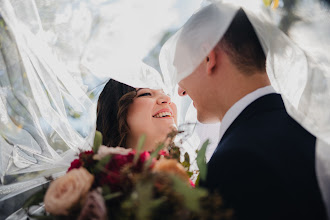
(178, 86, 187, 96)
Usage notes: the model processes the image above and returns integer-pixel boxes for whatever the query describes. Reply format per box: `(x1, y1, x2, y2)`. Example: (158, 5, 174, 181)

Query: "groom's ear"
(206, 49, 216, 75)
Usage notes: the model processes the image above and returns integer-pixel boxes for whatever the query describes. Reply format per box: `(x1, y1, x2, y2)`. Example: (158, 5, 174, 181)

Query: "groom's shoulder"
(232, 93, 314, 140)
(215, 94, 316, 156)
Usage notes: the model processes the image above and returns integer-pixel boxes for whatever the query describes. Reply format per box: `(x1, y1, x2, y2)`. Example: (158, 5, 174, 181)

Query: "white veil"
(0, 0, 177, 214)
(159, 0, 330, 216)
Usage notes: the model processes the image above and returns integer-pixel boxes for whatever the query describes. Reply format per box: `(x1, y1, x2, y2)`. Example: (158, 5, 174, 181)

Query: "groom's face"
(178, 64, 219, 123)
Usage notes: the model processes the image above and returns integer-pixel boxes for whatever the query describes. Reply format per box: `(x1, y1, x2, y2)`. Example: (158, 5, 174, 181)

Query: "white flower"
(93, 145, 132, 160)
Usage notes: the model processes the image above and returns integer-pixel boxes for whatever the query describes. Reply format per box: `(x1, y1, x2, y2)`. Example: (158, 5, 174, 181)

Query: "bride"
(96, 79, 177, 151)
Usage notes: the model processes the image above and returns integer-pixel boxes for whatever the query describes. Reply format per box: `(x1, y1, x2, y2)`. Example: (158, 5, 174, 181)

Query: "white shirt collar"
(218, 85, 276, 142)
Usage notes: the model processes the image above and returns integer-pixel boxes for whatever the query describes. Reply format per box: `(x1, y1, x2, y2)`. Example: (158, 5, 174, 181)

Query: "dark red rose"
(105, 152, 134, 172)
(96, 152, 135, 189)
(79, 150, 95, 167)
(99, 172, 121, 186)
(67, 159, 82, 172)
(79, 150, 94, 157)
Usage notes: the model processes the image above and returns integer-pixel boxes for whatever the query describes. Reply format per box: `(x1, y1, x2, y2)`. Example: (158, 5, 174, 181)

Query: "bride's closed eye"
(137, 92, 151, 97)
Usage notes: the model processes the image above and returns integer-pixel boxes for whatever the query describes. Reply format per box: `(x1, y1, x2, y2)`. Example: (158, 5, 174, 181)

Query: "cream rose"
(44, 167, 94, 216)
(93, 145, 132, 160)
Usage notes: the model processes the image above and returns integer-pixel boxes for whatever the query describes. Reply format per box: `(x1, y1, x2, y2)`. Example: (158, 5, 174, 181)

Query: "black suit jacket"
(203, 94, 326, 220)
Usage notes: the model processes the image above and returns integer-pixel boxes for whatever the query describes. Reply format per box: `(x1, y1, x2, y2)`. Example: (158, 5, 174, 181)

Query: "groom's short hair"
(217, 9, 266, 74)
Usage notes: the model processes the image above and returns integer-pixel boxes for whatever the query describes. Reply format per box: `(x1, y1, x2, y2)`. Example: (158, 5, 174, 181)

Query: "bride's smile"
(126, 88, 177, 150)
(152, 108, 174, 118)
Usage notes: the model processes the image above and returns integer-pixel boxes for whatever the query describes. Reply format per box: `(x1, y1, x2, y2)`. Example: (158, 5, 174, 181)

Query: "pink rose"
(44, 167, 94, 216)
(159, 150, 169, 157)
(189, 179, 195, 188)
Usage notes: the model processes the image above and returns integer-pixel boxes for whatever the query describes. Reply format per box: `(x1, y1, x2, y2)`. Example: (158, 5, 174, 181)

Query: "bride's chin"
(170, 123, 178, 131)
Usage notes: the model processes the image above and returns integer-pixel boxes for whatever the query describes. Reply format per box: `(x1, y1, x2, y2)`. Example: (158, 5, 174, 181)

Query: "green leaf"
(169, 145, 181, 161)
(23, 188, 53, 219)
(187, 171, 193, 178)
(104, 192, 122, 200)
(144, 143, 164, 169)
(134, 134, 146, 164)
(171, 176, 208, 212)
(182, 161, 190, 169)
(134, 181, 165, 220)
(195, 173, 201, 187)
(183, 152, 191, 170)
(196, 139, 209, 182)
(93, 131, 103, 153)
(184, 152, 190, 163)
(95, 155, 111, 172)
(23, 188, 46, 209)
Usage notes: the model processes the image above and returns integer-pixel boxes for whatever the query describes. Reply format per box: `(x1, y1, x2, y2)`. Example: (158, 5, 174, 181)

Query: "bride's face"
(126, 88, 177, 150)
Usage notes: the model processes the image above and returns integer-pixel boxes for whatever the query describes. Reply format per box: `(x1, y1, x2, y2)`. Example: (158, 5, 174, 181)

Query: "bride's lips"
(152, 108, 174, 119)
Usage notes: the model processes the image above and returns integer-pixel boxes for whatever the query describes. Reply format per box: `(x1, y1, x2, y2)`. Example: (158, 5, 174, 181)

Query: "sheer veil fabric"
(159, 0, 330, 216)
(0, 0, 330, 217)
(0, 0, 176, 207)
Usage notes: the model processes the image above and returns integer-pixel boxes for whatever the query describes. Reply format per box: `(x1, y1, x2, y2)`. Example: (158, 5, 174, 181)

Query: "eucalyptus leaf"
(134, 134, 146, 164)
(93, 131, 103, 153)
(195, 173, 201, 187)
(135, 181, 164, 220)
(182, 161, 190, 169)
(95, 155, 111, 172)
(184, 152, 190, 163)
(183, 152, 191, 169)
(196, 139, 209, 182)
(172, 176, 207, 212)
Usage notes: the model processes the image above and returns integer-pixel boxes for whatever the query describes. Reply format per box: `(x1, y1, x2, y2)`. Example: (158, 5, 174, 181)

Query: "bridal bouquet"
(24, 131, 233, 220)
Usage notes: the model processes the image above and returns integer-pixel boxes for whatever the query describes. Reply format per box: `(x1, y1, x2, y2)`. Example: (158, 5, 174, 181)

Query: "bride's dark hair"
(97, 79, 137, 147)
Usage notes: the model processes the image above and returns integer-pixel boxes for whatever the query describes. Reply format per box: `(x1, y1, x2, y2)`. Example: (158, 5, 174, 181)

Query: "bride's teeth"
(153, 112, 172, 118)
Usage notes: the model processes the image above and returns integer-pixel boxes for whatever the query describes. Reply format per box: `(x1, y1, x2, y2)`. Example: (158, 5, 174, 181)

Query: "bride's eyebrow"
(136, 88, 149, 93)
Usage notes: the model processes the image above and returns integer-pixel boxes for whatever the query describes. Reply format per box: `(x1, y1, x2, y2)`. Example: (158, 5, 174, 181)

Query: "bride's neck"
(126, 136, 166, 152)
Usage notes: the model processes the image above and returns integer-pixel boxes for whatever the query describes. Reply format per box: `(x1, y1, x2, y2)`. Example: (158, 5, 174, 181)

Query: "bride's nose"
(157, 94, 172, 105)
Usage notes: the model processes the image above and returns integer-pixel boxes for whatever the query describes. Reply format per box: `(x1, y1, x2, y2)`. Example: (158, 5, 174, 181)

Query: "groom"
(162, 4, 327, 220)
